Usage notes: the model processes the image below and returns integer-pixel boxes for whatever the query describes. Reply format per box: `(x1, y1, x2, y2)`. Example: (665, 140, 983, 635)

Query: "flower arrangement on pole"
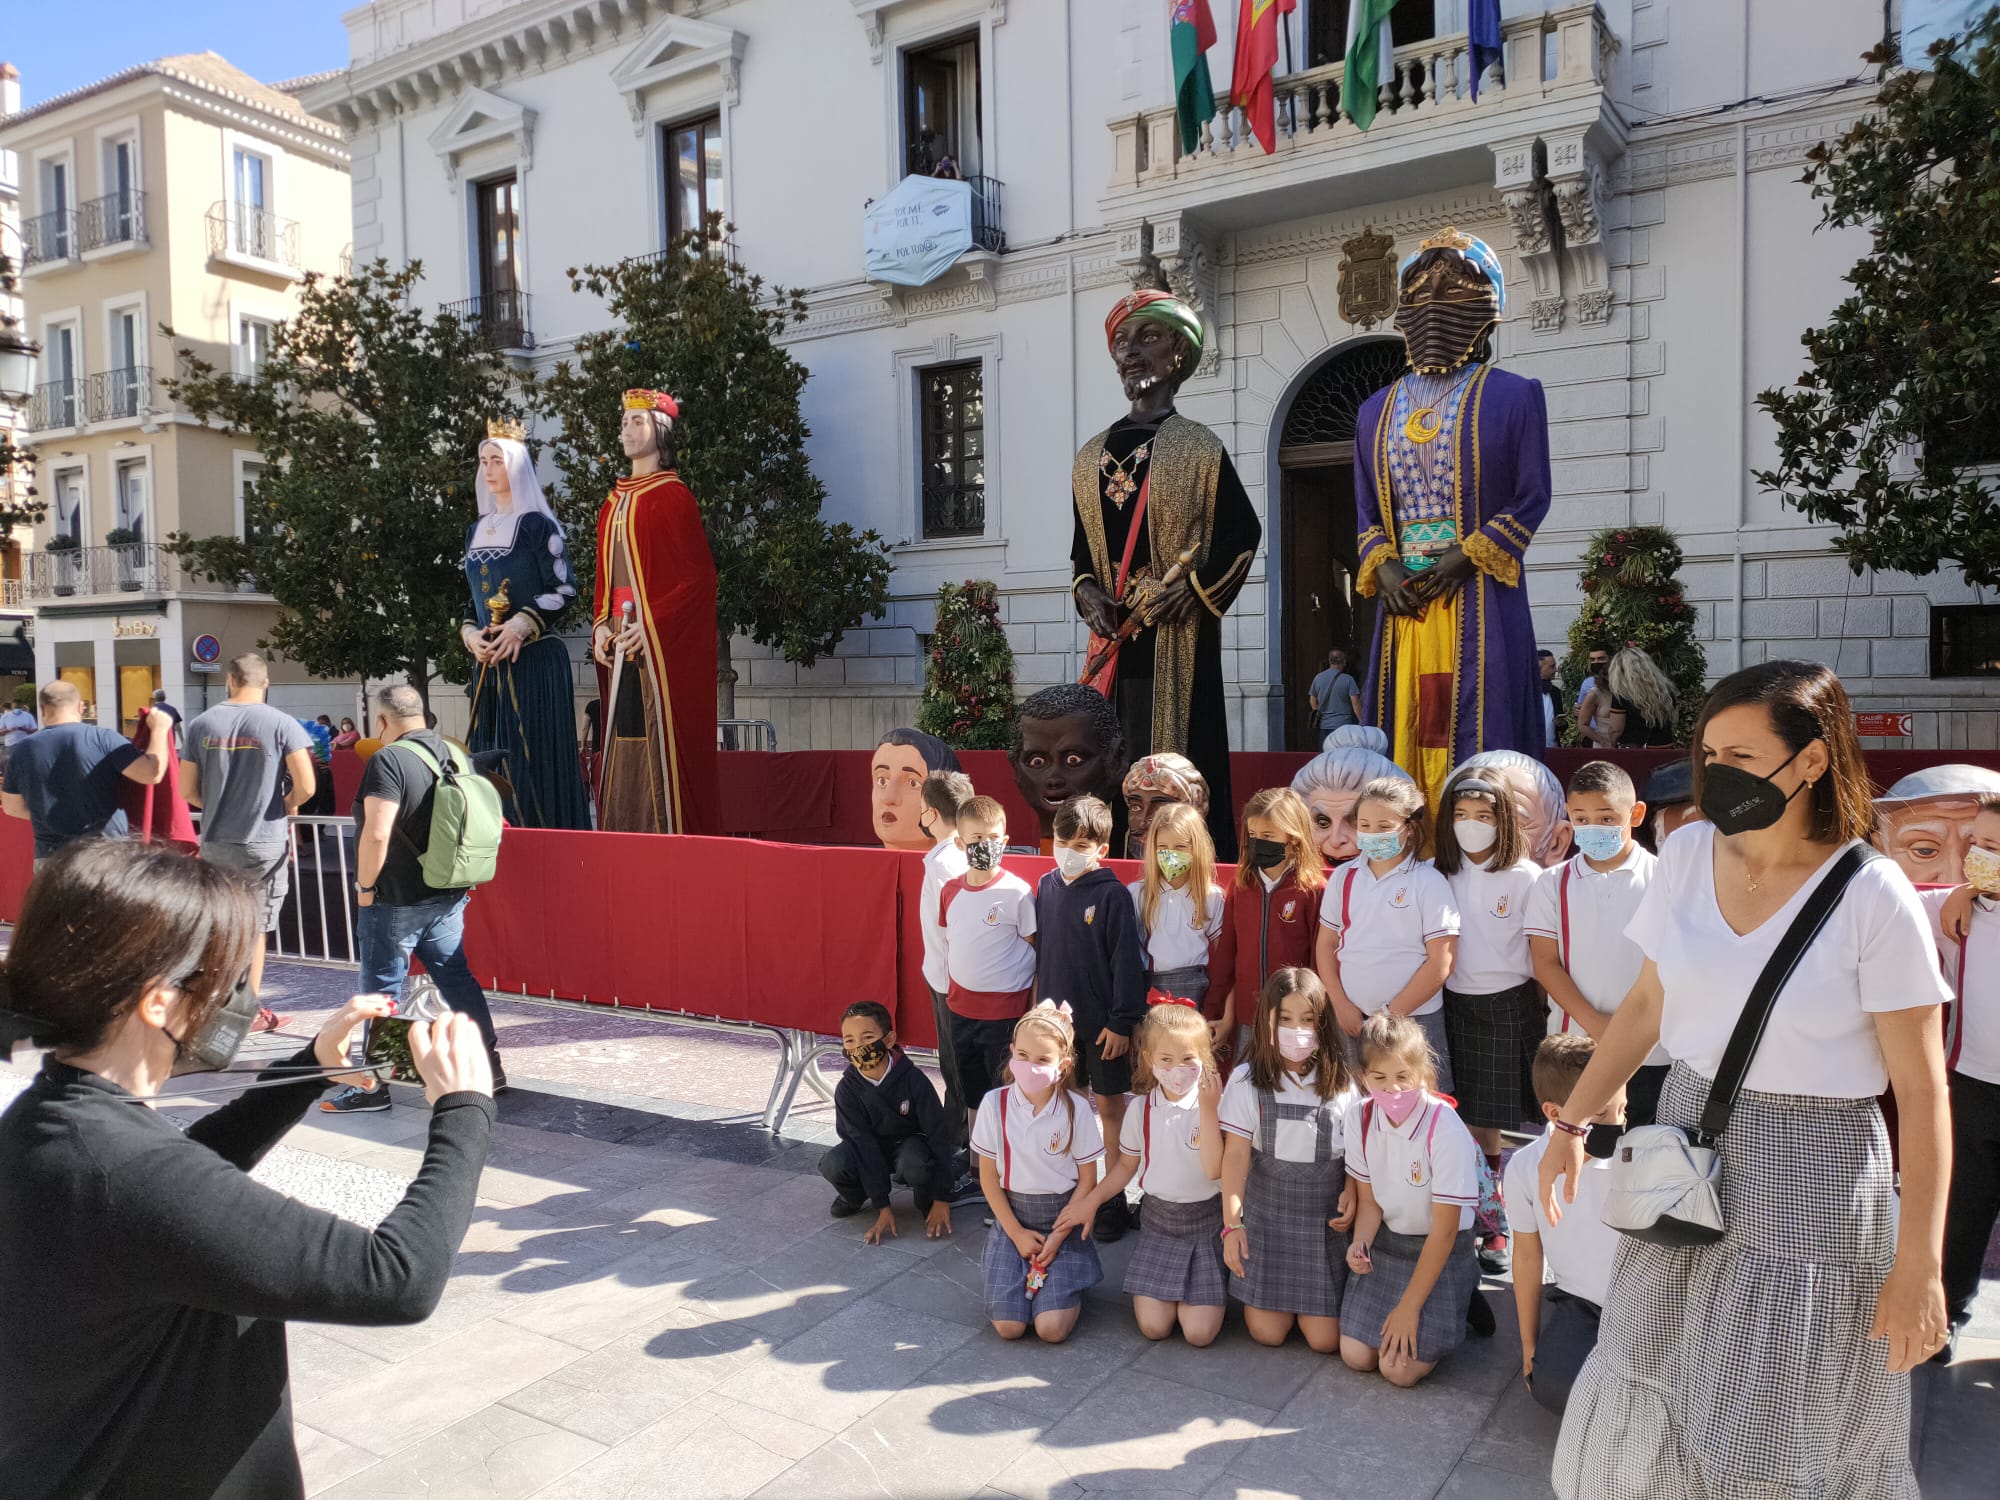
(918, 580, 1016, 750)
(1562, 525, 1708, 742)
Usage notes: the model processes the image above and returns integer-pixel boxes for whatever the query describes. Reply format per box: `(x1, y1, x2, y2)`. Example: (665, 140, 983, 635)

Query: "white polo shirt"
(1322, 855, 1459, 1016)
(1504, 1128, 1619, 1308)
(1218, 1063, 1355, 1162)
(1443, 855, 1541, 996)
(940, 867, 1039, 1002)
(1344, 1092, 1481, 1234)
(971, 1085, 1105, 1194)
(1526, 844, 1668, 1062)
(920, 837, 971, 994)
(1920, 887, 2000, 1087)
(1117, 1085, 1222, 1202)
(1127, 878, 1225, 973)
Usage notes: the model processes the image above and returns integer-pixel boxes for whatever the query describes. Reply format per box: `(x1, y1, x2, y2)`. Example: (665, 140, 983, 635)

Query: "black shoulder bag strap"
(1697, 843, 1877, 1145)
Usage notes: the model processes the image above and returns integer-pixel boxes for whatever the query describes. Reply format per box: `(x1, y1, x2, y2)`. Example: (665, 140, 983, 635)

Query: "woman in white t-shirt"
(1540, 661, 1952, 1500)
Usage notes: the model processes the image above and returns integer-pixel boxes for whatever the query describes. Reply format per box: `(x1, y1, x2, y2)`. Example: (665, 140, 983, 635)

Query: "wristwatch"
(356, 883, 377, 895)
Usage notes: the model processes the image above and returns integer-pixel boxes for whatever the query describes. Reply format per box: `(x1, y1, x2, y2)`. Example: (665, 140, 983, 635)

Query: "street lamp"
(0, 327, 38, 408)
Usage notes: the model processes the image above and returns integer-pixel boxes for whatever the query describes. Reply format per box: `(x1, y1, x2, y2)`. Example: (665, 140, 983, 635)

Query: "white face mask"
(1054, 848, 1096, 881)
(1454, 818, 1498, 855)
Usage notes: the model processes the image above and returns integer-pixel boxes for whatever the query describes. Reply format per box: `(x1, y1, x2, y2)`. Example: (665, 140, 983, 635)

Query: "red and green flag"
(1344, 0, 1398, 131)
(1230, 0, 1295, 155)
(1172, 0, 1219, 155)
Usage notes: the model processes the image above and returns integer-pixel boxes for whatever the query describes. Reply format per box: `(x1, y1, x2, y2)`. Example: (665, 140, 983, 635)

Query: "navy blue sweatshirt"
(832, 1050, 956, 1207)
(1035, 864, 1149, 1036)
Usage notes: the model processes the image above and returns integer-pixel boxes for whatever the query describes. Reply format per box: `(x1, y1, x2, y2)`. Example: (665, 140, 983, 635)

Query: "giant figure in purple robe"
(1352, 227, 1552, 805)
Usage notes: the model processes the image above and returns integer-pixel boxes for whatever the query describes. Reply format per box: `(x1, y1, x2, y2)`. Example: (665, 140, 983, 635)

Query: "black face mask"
(1698, 744, 1811, 837)
(1247, 837, 1289, 871)
(1584, 1121, 1626, 1160)
(164, 972, 260, 1073)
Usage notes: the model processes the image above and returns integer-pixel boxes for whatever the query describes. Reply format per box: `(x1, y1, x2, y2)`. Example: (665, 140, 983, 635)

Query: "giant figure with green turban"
(1071, 289, 1261, 860)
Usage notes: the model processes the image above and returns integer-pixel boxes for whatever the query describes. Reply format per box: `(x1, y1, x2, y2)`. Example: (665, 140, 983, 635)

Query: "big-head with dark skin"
(1009, 684, 1128, 847)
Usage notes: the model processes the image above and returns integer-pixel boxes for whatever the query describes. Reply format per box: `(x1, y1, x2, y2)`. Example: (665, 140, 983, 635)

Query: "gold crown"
(1419, 225, 1475, 253)
(486, 416, 527, 441)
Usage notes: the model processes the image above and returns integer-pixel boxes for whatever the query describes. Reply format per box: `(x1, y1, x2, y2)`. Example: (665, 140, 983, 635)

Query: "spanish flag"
(1229, 0, 1295, 156)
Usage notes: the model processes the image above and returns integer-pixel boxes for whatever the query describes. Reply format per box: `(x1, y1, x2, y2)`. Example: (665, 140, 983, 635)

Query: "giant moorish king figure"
(1355, 228, 1552, 805)
(591, 388, 721, 835)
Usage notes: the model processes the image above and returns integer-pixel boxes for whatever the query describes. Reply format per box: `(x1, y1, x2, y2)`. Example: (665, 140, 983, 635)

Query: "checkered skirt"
(1236, 1151, 1350, 1318)
(1122, 1192, 1228, 1307)
(1338, 1226, 1479, 1363)
(1552, 1062, 1918, 1500)
(1441, 980, 1543, 1130)
(982, 1189, 1104, 1324)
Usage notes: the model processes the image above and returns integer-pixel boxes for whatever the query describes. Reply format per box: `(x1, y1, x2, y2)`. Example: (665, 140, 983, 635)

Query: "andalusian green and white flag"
(1344, 0, 1398, 131)
(1172, 1, 1219, 155)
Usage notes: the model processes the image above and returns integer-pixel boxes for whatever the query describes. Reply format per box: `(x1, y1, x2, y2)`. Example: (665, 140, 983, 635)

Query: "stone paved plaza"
(4, 955, 1994, 1499)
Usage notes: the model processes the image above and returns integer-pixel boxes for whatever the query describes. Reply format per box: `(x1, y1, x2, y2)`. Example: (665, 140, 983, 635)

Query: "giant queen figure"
(1355, 229, 1552, 805)
(591, 389, 721, 835)
(1070, 289, 1261, 859)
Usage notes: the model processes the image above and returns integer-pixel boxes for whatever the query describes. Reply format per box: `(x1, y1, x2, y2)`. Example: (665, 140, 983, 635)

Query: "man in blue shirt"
(1, 681, 173, 859)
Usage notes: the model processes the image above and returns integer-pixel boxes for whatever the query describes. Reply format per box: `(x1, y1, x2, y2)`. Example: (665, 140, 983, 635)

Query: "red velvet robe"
(593, 471, 720, 836)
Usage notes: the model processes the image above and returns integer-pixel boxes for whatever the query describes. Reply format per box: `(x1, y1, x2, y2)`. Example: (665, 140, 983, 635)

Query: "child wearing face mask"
(1129, 803, 1226, 1013)
(1218, 968, 1359, 1354)
(917, 770, 977, 1176)
(1209, 788, 1326, 1064)
(973, 1002, 1105, 1342)
(819, 1001, 957, 1246)
(1059, 999, 1227, 1344)
(940, 795, 1039, 1135)
(1504, 1034, 1627, 1414)
(1339, 1011, 1484, 1388)
(1035, 795, 1148, 1241)
(1316, 777, 1459, 1093)
(1525, 761, 1665, 1124)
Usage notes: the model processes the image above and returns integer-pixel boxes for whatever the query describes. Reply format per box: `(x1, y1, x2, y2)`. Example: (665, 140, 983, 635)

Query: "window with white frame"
(231, 145, 275, 259)
(40, 321, 79, 428)
(97, 132, 140, 245)
(663, 114, 724, 245)
(238, 315, 275, 380)
(902, 31, 982, 179)
(51, 466, 85, 545)
(918, 361, 985, 539)
(113, 458, 147, 544)
(34, 157, 71, 260)
(237, 456, 273, 557)
(105, 305, 144, 418)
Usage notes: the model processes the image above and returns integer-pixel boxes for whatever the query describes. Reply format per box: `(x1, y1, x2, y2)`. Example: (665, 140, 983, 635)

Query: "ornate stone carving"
(1552, 166, 1604, 246)
(1501, 187, 1552, 258)
(1532, 296, 1566, 334)
(1574, 288, 1613, 327)
(1336, 225, 1398, 330)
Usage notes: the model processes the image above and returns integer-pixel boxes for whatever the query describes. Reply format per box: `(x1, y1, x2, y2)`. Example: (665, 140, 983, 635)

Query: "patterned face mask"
(1967, 844, 2000, 894)
(965, 838, 1005, 872)
(845, 1038, 889, 1068)
(1155, 848, 1192, 882)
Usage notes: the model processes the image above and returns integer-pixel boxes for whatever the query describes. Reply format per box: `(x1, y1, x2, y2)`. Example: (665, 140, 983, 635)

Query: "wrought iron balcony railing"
(83, 365, 152, 422)
(444, 290, 534, 352)
(77, 190, 148, 252)
(207, 201, 301, 269)
(26, 378, 78, 432)
(20, 209, 74, 266)
(28, 543, 180, 600)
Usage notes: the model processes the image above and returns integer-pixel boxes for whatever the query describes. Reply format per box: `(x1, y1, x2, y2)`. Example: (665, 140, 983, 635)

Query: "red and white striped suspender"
(1555, 862, 1575, 1034)
(998, 1086, 1012, 1191)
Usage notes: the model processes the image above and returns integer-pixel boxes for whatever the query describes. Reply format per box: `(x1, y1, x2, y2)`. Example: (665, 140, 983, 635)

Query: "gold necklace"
(1403, 406, 1443, 444)
(1099, 441, 1151, 509)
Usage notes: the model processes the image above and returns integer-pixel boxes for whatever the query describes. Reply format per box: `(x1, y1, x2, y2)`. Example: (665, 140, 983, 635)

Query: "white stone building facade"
(302, 0, 1998, 753)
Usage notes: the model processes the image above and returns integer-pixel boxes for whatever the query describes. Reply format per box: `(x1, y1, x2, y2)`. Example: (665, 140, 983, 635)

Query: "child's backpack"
(385, 739, 503, 888)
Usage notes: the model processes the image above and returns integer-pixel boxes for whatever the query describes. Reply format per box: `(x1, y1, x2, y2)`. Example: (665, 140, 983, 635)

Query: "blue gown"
(462, 510, 592, 830)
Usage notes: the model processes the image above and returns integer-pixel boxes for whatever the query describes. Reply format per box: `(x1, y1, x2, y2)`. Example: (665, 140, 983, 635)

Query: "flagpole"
(1280, 4, 1294, 137)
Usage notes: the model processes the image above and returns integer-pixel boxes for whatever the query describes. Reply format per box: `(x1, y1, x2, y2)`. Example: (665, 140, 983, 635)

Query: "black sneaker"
(1467, 1290, 1496, 1338)
(948, 1171, 984, 1207)
(320, 1084, 389, 1114)
(1093, 1196, 1130, 1244)
(829, 1196, 865, 1219)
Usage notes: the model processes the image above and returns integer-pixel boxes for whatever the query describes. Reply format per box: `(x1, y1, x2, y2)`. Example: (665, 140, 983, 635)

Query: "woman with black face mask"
(0, 841, 495, 1500)
(1536, 660, 1951, 1500)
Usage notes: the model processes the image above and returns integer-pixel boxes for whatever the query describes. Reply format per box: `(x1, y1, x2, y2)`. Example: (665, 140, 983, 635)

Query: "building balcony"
(77, 190, 149, 255)
(27, 543, 180, 601)
(445, 290, 534, 353)
(26, 378, 79, 433)
(82, 365, 154, 423)
(1104, 1, 1619, 226)
(207, 202, 303, 275)
(20, 209, 75, 268)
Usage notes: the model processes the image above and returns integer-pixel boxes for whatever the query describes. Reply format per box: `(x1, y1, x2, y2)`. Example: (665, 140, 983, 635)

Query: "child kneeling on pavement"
(820, 1002, 957, 1245)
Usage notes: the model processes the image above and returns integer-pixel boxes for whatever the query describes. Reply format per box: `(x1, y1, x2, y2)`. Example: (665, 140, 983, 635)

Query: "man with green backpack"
(323, 683, 508, 1114)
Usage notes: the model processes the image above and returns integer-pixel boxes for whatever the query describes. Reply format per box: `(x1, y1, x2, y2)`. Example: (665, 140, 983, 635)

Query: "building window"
(238, 458, 271, 546)
(918, 361, 985, 539)
(1303, 1, 1434, 67)
(238, 315, 275, 379)
(1931, 604, 2000, 678)
(52, 467, 85, 545)
(231, 146, 278, 259)
(663, 114, 723, 244)
(903, 31, 981, 178)
(34, 158, 71, 260)
(113, 458, 147, 543)
(35, 322, 79, 429)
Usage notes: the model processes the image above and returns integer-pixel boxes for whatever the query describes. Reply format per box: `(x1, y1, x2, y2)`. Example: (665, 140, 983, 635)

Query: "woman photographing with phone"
(0, 841, 495, 1500)
(1538, 660, 1951, 1499)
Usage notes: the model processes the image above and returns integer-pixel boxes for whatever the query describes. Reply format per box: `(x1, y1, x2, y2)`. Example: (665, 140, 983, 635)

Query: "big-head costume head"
(1010, 683, 1128, 846)
(870, 728, 965, 851)
(1874, 764, 2000, 886)
(1394, 227, 1507, 376)
(1459, 748, 1571, 866)
(1105, 288, 1205, 407)
(619, 388, 681, 472)
(1121, 752, 1209, 859)
(1291, 745, 1412, 865)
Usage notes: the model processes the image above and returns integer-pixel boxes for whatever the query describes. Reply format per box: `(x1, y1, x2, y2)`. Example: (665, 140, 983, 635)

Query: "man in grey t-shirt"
(181, 653, 316, 1009)
(1307, 648, 1362, 740)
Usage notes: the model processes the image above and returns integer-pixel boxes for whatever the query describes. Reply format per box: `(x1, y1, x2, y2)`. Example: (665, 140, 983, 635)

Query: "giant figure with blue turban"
(1071, 289, 1262, 859)
(1355, 228, 1552, 805)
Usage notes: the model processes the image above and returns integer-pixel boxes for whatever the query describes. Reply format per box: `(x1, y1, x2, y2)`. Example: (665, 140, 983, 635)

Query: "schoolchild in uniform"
(1061, 998, 1227, 1345)
(1316, 776, 1460, 1092)
(917, 769, 976, 1175)
(939, 794, 1038, 1134)
(819, 1001, 957, 1245)
(1339, 1012, 1484, 1387)
(1924, 791, 2000, 1362)
(1219, 967, 1359, 1354)
(1209, 788, 1325, 1062)
(1129, 802, 1226, 1012)
(1525, 760, 1666, 1124)
(1505, 1034, 1627, 1413)
(972, 1001, 1105, 1343)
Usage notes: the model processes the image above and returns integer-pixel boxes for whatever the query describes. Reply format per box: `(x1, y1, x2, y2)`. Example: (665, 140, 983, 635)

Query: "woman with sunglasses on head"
(1538, 660, 1951, 1500)
(0, 840, 495, 1500)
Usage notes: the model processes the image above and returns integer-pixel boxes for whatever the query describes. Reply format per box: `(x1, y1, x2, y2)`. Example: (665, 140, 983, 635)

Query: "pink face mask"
(1009, 1058, 1061, 1093)
(1277, 1027, 1318, 1063)
(1156, 1062, 1201, 1096)
(1369, 1086, 1424, 1128)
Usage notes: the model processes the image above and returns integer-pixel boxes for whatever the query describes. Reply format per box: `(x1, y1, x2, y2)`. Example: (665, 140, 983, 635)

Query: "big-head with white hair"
(1457, 748, 1571, 866)
(1874, 764, 2000, 886)
(1290, 745, 1411, 865)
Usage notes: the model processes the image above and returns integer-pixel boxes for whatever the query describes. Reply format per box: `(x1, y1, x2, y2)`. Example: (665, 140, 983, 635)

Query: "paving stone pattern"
(2, 953, 1994, 1498)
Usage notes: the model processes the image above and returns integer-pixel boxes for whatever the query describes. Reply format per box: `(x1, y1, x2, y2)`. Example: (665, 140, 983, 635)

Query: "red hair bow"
(1146, 989, 1196, 1009)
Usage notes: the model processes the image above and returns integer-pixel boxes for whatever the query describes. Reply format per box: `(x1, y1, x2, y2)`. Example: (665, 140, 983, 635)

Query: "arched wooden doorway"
(1276, 338, 1405, 749)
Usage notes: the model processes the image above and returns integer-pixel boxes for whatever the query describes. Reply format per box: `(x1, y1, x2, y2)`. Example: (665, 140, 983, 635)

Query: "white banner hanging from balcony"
(863, 175, 974, 288)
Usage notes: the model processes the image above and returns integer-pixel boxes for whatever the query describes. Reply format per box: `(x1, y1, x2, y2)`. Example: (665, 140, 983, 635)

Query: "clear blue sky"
(8, 2, 353, 106)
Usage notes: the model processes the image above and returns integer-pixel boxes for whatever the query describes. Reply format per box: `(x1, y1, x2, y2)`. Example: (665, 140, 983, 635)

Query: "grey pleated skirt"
(982, 1189, 1103, 1323)
(1122, 1192, 1228, 1307)
(1236, 1150, 1349, 1317)
(1339, 1225, 1479, 1363)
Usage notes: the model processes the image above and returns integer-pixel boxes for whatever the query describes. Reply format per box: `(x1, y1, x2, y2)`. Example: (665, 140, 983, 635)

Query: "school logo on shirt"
(1408, 1158, 1428, 1186)
(1084, 905, 1096, 925)
(983, 903, 1004, 926)
(1189, 1126, 1201, 1148)
(1280, 899, 1299, 922)
(1390, 887, 1410, 909)
(1491, 895, 1511, 918)
(1045, 1131, 1068, 1155)
(898, 1100, 910, 1115)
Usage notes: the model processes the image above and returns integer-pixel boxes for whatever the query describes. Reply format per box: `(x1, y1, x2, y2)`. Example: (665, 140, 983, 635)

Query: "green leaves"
(917, 580, 1016, 749)
(1563, 526, 1708, 742)
(1757, 13, 2000, 586)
